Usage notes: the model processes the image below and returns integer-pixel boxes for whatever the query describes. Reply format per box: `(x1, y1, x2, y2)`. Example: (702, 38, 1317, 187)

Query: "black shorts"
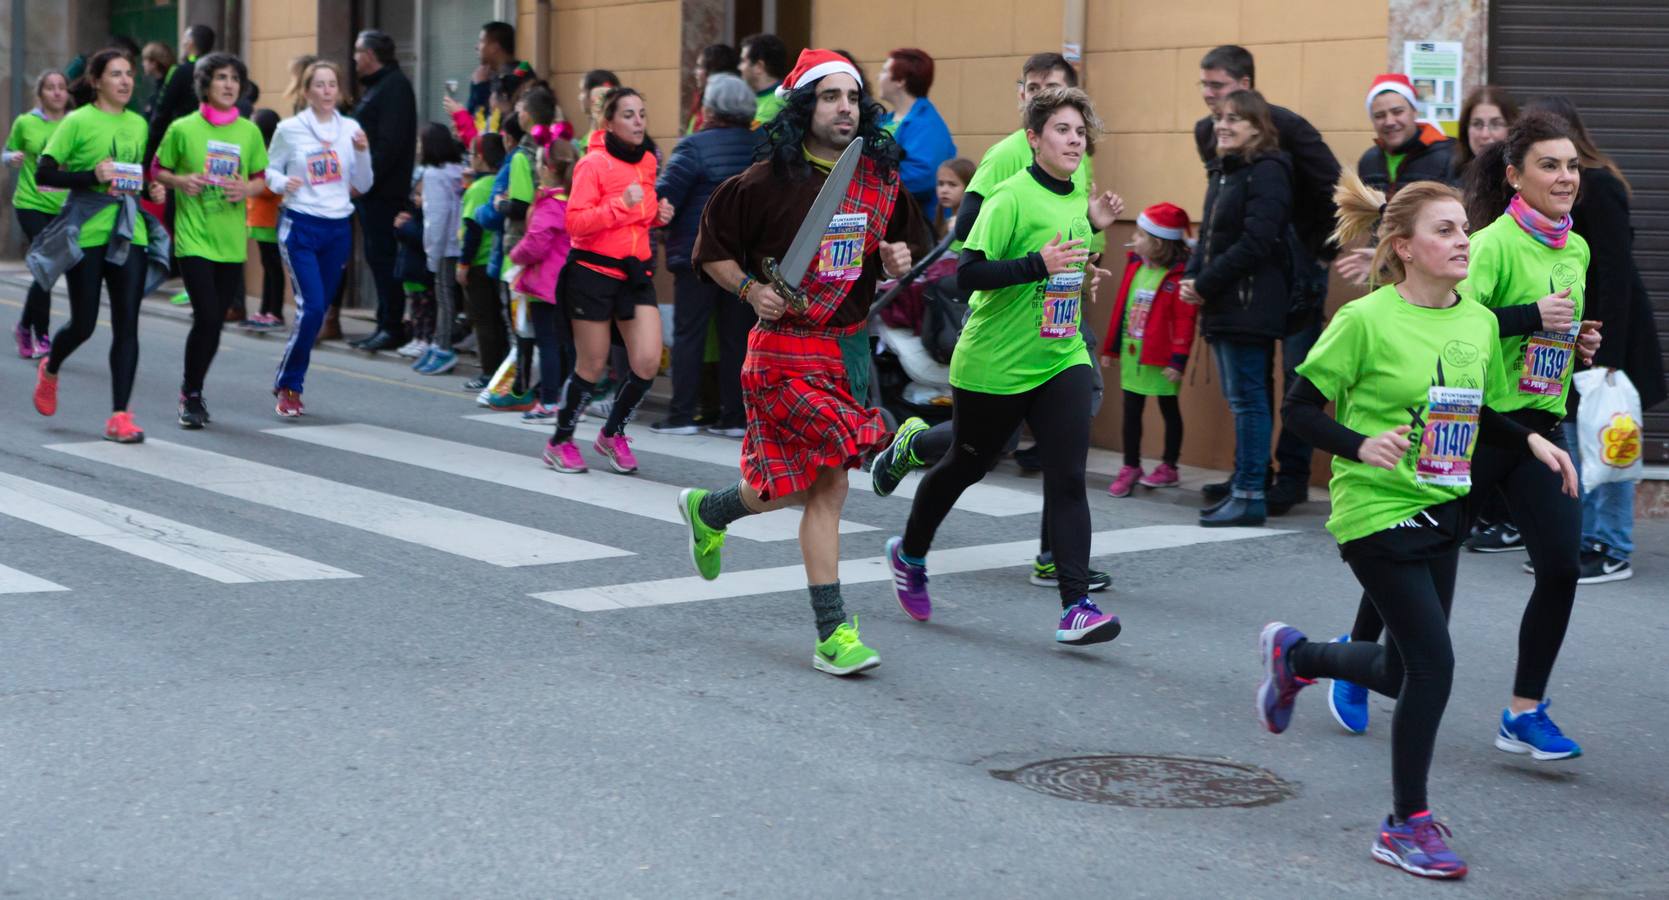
(1339, 499, 1467, 563)
(562, 262, 656, 322)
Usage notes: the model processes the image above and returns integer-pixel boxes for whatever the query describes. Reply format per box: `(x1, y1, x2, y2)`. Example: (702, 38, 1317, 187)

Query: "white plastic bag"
(1573, 368, 1644, 487)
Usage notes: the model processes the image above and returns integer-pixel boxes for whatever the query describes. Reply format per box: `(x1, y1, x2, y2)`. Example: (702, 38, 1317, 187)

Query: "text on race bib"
(304, 148, 343, 186)
(816, 213, 867, 283)
(1128, 287, 1156, 340)
(1520, 327, 1576, 397)
(1416, 386, 1482, 486)
(1040, 271, 1083, 339)
(204, 140, 242, 183)
(108, 161, 144, 196)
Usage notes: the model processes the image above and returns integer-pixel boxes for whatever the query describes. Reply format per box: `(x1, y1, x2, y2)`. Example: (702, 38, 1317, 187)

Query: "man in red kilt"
(675, 49, 932, 676)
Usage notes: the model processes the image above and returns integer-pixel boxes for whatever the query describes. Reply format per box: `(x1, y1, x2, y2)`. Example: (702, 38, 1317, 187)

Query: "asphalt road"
(1, 283, 1665, 899)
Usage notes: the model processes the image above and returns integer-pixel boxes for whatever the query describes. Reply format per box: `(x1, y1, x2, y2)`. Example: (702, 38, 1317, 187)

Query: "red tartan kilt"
(739, 328, 888, 501)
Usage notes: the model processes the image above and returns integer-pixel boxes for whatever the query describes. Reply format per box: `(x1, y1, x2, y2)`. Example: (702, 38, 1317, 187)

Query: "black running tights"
(1292, 549, 1458, 819)
(47, 244, 145, 411)
(15, 208, 53, 335)
(257, 240, 285, 319)
(178, 256, 243, 394)
(1121, 390, 1182, 468)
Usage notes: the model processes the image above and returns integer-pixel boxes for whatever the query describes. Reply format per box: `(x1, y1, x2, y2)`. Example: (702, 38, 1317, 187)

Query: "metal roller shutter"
(1490, 0, 1669, 462)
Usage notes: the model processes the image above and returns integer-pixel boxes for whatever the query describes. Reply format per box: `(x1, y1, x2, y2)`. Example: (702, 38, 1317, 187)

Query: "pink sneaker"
(593, 432, 639, 474)
(543, 439, 587, 473)
(1140, 462, 1180, 488)
(13, 323, 34, 359)
(1107, 465, 1143, 498)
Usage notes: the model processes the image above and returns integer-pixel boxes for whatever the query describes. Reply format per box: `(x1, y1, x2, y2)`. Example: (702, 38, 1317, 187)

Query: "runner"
(543, 87, 667, 475)
(5, 69, 71, 359)
(1257, 171, 1576, 879)
(1329, 111, 1597, 758)
(28, 48, 164, 443)
(885, 86, 1122, 645)
(673, 49, 930, 676)
(153, 52, 268, 428)
(264, 59, 373, 417)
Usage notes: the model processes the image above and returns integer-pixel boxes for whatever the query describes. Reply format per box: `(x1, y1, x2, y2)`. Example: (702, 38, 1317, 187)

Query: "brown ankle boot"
(316, 304, 343, 344)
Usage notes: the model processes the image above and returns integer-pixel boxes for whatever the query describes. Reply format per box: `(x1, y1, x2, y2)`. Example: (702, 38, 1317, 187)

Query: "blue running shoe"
(1495, 700, 1582, 760)
(1257, 622, 1311, 734)
(1372, 813, 1467, 879)
(1327, 634, 1369, 735)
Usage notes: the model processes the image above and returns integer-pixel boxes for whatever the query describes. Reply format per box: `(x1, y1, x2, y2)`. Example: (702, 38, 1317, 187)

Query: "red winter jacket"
(1101, 253, 1197, 370)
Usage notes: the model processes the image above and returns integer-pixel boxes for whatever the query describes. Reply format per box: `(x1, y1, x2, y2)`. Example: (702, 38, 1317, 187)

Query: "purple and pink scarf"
(1506, 193, 1572, 249)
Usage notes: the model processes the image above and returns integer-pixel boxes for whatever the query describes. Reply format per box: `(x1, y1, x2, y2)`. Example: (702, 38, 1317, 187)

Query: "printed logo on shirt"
(304, 148, 343, 186)
(1040, 271, 1083, 339)
(1416, 386, 1482, 486)
(1441, 340, 1481, 369)
(1550, 261, 1581, 290)
(816, 212, 867, 283)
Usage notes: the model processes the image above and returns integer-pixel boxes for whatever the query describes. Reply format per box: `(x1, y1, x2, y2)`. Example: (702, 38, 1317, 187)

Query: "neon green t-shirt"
(41, 105, 149, 248)
(157, 112, 268, 262)
(1457, 214, 1589, 417)
(1119, 263, 1177, 397)
(966, 128, 1102, 253)
(1297, 285, 1503, 544)
(950, 169, 1093, 395)
(1385, 151, 1406, 182)
(508, 150, 535, 204)
(460, 174, 496, 267)
(6, 112, 67, 214)
(753, 88, 785, 129)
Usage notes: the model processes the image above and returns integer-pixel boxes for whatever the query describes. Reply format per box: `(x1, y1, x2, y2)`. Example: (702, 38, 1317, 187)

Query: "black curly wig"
(756, 78, 900, 183)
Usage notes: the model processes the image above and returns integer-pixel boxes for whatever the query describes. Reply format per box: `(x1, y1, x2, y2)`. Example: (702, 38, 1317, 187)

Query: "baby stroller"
(866, 232, 965, 429)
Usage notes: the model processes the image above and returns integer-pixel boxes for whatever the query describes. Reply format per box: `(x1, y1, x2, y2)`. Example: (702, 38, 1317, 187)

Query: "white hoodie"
(264, 109, 374, 219)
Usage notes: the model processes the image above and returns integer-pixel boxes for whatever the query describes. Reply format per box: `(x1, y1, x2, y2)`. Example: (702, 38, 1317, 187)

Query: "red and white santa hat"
(1364, 73, 1419, 113)
(776, 48, 864, 99)
(1136, 203, 1192, 241)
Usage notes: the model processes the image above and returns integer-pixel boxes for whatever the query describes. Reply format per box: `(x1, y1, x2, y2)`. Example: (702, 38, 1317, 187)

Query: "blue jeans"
(1213, 339, 1274, 498)
(1561, 422, 1636, 559)
(274, 210, 354, 393)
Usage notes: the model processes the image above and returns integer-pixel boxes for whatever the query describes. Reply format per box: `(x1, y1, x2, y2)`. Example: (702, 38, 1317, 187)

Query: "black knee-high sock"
(553, 375, 595, 442)
(603, 373, 654, 436)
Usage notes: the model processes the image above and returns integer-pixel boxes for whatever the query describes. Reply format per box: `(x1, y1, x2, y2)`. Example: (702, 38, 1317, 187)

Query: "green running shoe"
(871, 416, 929, 497)
(814, 618, 881, 676)
(1030, 558, 1113, 592)
(678, 488, 726, 580)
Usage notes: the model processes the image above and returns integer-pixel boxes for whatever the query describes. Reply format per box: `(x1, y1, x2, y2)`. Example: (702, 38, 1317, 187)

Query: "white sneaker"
(585, 397, 615, 420)
(397, 339, 430, 358)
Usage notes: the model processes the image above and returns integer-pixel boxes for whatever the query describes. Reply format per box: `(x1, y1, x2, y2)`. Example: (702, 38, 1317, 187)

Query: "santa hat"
(1364, 73, 1419, 113)
(776, 49, 864, 100)
(1136, 203, 1191, 241)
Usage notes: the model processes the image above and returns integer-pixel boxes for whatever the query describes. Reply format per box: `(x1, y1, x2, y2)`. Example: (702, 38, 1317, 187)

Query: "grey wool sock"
(809, 582, 846, 641)
(697, 482, 753, 531)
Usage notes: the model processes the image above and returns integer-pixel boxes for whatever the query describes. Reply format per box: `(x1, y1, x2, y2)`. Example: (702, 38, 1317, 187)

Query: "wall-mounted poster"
(1403, 40, 1464, 126)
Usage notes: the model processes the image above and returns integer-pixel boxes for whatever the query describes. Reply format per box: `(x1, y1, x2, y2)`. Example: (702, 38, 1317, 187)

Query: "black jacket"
(145, 58, 197, 164)
(656, 124, 758, 270)
(355, 63, 417, 203)
(1186, 151, 1294, 342)
(1573, 166, 1666, 411)
(1356, 123, 1458, 197)
(1196, 105, 1339, 261)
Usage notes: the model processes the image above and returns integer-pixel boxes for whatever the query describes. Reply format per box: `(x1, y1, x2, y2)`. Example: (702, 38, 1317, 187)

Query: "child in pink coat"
(510, 140, 578, 420)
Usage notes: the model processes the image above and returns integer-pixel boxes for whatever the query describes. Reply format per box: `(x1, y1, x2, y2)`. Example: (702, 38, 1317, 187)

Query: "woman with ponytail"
(1256, 167, 1576, 880)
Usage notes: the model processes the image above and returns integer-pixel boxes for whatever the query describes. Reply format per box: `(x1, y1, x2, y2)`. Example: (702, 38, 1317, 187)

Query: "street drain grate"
(991, 754, 1293, 809)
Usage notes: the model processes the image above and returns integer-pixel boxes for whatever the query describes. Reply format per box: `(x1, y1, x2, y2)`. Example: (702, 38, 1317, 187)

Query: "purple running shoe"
(1257, 622, 1312, 734)
(1056, 598, 1121, 645)
(885, 536, 931, 622)
(1372, 813, 1468, 879)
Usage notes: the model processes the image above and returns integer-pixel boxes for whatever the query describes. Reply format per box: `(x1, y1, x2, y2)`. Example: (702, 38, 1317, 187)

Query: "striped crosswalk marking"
(47, 440, 628, 568)
(267, 423, 875, 542)
(465, 414, 1043, 517)
(0, 562, 68, 594)
(0, 472, 358, 584)
(531, 524, 1292, 610)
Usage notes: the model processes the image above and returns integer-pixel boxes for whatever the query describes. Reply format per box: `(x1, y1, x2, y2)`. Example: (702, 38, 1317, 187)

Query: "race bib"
(204, 139, 242, 184)
(1520, 326, 1577, 396)
(1416, 386, 1482, 486)
(1128, 287, 1156, 340)
(109, 161, 143, 196)
(815, 213, 867, 283)
(1041, 272, 1083, 339)
(304, 148, 342, 186)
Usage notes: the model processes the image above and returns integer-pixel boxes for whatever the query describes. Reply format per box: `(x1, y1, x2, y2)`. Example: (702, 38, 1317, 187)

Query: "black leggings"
(1348, 423, 1579, 700)
(15, 208, 54, 336)
(527, 299, 575, 407)
(912, 418, 1057, 558)
(47, 244, 146, 411)
(178, 256, 243, 394)
(257, 240, 285, 319)
(1292, 541, 1458, 820)
(904, 364, 1094, 603)
(1121, 390, 1182, 468)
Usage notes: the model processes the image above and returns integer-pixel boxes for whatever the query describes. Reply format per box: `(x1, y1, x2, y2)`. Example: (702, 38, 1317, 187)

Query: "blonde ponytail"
(1330, 167, 1463, 287)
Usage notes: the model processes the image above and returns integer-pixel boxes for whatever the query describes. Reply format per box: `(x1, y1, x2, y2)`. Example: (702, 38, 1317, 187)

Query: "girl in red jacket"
(545, 87, 673, 475)
(1099, 203, 1198, 496)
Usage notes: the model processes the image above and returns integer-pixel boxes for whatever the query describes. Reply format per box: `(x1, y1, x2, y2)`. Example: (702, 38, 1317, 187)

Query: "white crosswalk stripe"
(46, 440, 628, 568)
(0, 562, 68, 595)
(531, 525, 1291, 610)
(267, 423, 875, 542)
(466, 414, 1044, 517)
(0, 472, 358, 584)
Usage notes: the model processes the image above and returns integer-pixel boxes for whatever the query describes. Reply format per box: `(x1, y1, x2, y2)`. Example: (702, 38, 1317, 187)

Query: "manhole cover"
(991, 754, 1293, 809)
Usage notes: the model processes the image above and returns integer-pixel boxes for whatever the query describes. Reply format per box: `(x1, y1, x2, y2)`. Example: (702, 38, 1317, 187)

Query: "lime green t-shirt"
(1297, 285, 1503, 544)
(1119, 263, 1178, 397)
(1385, 151, 1406, 182)
(156, 112, 268, 262)
(460, 174, 496, 267)
(41, 105, 149, 248)
(753, 88, 785, 128)
(1457, 214, 1589, 417)
(6, 112, 67, 214)
(508, 149, 535, 204)
(949, 169, 1093, 395)
(966, 128, 1102, 253)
